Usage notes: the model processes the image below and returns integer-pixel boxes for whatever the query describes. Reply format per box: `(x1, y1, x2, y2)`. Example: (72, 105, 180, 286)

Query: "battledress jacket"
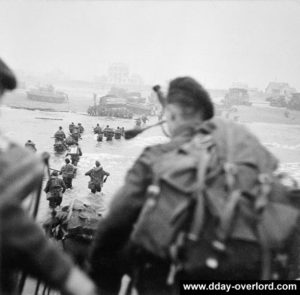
(89, 119, 300, 295)
(0, 201, 73, 294)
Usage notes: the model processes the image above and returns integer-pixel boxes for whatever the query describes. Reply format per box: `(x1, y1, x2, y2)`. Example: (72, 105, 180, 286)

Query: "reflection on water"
(0, 106, 299, 222)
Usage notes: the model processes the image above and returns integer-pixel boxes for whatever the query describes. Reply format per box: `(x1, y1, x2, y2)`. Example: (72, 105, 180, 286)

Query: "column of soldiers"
(93, 124, 124, 141)
(46, 122, 113, 209)
(1, 57, 300, 295)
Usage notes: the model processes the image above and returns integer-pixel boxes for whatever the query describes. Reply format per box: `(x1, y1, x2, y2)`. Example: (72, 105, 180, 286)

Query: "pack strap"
(187, 142, 212, 240)
(167, 134, 213, 285)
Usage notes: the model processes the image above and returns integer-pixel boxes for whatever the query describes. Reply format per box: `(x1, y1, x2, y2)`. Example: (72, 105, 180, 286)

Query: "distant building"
(108, 63, 129, 85)
(265, 82, 296, 97)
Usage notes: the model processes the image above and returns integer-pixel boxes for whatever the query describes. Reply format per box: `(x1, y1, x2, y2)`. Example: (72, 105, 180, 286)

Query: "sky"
(0, 0, 300, 90)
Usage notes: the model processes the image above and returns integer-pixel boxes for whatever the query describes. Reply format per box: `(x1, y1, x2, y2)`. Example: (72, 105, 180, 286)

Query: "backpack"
(63, 199, 101, 242)
(130, 118, 300, 281)
(63, 164, 75, 178)
(47, 177, 63, 199)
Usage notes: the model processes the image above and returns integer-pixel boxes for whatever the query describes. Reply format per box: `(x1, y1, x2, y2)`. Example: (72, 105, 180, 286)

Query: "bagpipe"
(124, 85, 167, 140)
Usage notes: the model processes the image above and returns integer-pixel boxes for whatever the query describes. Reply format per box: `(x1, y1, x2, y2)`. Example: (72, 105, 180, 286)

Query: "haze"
(0, 0, 299, 90)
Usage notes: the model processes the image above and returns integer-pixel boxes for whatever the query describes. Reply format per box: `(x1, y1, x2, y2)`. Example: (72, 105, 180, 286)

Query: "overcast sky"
(0, 0, 299, 90)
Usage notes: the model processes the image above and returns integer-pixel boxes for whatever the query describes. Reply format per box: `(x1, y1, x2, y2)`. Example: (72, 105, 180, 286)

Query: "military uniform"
(69, 123, 75, 133)
(44, 176, 67, 208)
(89, 120, 300, 295)
(85, 166, 109, 193)
(25, 140, 37, 152)
(114, 128, 122, 139)
(66, 146, 82, 166)
(60, 162, 76, 189)
(54, 129, 66, 141)
(94, 125, 102, 134)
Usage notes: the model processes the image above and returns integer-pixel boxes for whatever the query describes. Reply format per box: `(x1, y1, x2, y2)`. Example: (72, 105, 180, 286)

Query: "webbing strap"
(187, 134, 213, 240)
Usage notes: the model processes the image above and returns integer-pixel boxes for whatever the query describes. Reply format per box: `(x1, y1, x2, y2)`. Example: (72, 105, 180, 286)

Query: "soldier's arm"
(89, 148, 153, 292)
(60, 166, 64, 175)
(44, 180, 50, 193)
(85, 169, 92, 176)
(60, 179, 67, 193)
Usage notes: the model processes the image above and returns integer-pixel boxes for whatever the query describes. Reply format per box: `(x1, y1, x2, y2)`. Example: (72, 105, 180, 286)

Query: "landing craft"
(87, 90, 153, 117)
(27, 84, 68, 104)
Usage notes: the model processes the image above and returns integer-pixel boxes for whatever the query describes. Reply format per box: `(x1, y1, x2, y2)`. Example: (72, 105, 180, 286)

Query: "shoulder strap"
(184, 134, 214, 240)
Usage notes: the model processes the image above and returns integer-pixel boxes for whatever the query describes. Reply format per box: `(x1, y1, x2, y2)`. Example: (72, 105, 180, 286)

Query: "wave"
(264, 142, 300, 150)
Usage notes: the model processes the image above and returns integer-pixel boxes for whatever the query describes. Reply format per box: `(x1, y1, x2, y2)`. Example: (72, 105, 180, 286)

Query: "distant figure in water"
(141, 115, 148, 125)
(25, 140, 37, 152)
(135, 118, 142, 128)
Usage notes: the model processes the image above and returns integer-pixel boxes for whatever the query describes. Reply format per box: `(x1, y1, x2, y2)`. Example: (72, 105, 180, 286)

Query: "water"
(0, 106, 300, 222)
(0, 106, 167, 221)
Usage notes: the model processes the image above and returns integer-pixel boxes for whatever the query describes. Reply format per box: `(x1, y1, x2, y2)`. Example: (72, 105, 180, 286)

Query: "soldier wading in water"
(0, 58, 97, 295)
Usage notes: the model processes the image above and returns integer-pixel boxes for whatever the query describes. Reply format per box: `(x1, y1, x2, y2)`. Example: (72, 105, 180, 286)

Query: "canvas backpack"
(130, 118, 300, 281)
(63, 199, 101, 242)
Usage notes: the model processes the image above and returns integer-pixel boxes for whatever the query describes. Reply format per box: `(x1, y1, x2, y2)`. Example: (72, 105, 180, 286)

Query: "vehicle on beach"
(287, 93, 300, 111)
(266, 95, 287, 108)
(223, 88, 252, 107)
(87, 92, 153, 117)
(27, 85, 68, 104)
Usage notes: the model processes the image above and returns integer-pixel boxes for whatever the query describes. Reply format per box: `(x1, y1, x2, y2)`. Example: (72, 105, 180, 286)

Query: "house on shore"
(265, 82, 296, 97)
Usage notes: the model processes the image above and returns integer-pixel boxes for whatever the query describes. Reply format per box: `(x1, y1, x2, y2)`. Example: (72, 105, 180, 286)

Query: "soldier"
(78, 123, 84, 133)
(93, 123, 102, 134)
(54, 126, 66, 141)
(103, 125, 110, 137)
(89, 77, 300, 294)
(71, 126, 81, 142)
(60, 158, 76, 189)
(114, 127, 122, 139)
(69, 122, 75, 133)
(0, 58, 97, 295)
(106, 127, 114, 141)
(44, 171, 67, 209)
(66, 134, 77, 146)
(25, 139, 37, 152)
(85, 161, 109, 194)
(66, 143, 83, 166)
(135, 117, 142, 128)
(141, 114, 148, 125)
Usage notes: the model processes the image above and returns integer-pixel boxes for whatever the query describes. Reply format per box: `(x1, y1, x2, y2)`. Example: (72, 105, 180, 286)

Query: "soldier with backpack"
(85, 161, 110, 194)
(43, 199, 102, 270)
(66, 143, 83, 166)
(89, 77, 300, 294)
(44, 171, 67, 209)
(60, 158, 76, 189)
